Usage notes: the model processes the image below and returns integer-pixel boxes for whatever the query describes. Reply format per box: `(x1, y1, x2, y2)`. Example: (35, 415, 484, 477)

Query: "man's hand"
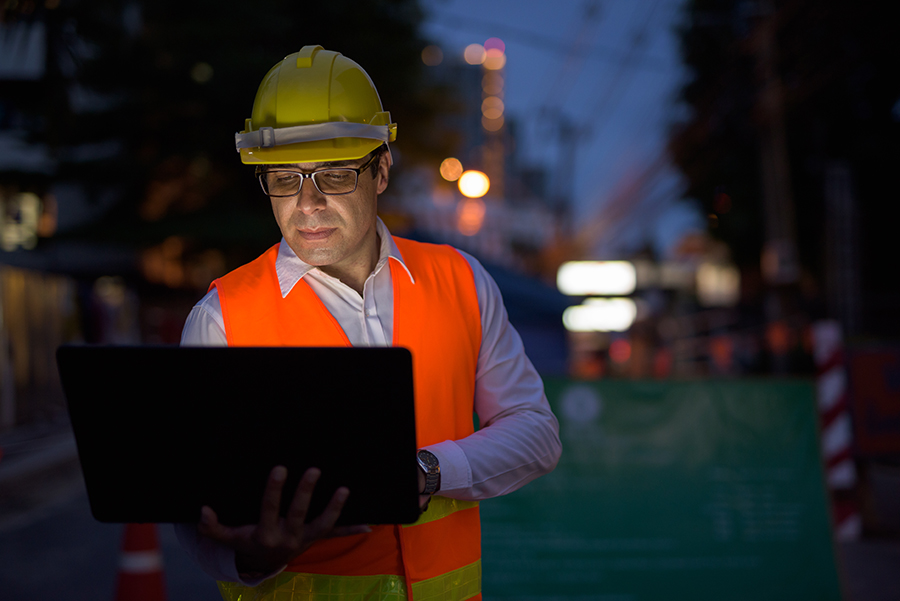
(197, 466, 370, 576)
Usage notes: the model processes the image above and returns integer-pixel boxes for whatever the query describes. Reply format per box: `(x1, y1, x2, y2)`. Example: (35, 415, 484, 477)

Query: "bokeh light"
(483, 48, 506, 70)
(464, 44, 486, 65)
(609, 339, 632, 364)
(481, 96, 504, 120)
(458, 170, 490, 198)
(483, 37, 505, 53)
(421, 45, 443, 66)
(457, 197, 486, 236)
(482, 115, 504, 132)
(482, 72, 504, 96)
(439, 157, 464, 181)
(191, 62, 213, 84)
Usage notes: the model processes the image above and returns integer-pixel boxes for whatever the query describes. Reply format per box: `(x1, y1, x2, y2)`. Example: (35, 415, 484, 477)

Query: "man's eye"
(320, 171, 351, 182)
(275, 173, 300, 184)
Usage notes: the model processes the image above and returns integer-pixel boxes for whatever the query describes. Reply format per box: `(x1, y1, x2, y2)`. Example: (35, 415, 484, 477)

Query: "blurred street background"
(1, 0, 899, 599)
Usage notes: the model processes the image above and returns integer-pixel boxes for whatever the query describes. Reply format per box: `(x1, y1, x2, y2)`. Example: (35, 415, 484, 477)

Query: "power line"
(424, 9, 673, 73)
(539, 0, 604, 111)
(580, 0, 665, 140)
(571, 0, 688, 247)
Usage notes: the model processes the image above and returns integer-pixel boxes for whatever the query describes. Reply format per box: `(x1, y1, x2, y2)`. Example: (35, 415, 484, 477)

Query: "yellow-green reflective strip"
(411, 560, 481, 601)
(403, 496, 479, 528)
(216, 560, 481, 601)
(217, 571, 407, 601)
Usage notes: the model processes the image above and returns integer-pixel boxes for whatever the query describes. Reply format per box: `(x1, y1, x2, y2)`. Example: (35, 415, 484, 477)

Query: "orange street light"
(464, 44, 486, 65)
(483, 48, 506, 70)
(458, 170, 490, 198)
(440, 157, 464, 181)
(481, 96, 504, 119)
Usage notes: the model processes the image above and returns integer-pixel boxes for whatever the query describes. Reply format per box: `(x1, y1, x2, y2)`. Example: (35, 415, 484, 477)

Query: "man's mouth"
(298, 228, 336, 241)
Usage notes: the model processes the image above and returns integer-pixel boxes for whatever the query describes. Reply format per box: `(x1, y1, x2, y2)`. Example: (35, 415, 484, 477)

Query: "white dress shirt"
(177, 218, 561, 582)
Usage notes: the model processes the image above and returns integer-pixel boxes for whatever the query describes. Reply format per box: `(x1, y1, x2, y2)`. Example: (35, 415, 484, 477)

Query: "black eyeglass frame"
(256, 152, 381, 198)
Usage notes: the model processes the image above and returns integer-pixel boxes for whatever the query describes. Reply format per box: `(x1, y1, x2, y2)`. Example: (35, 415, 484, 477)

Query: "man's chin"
(292, 247, 338, 268)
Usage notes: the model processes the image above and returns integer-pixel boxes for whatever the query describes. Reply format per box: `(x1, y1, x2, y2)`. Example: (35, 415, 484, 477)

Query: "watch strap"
(417, 449, 440, 495)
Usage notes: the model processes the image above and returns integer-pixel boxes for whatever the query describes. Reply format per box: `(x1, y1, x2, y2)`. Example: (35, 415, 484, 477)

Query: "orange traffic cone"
(113, 523, 167, 601)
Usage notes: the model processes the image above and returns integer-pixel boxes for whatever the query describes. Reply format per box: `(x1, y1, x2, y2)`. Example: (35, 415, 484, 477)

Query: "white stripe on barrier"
(817, 368, 846, 412)
(821, 413, 853, 458)
(119, 550, 163, 573)
(835, 514, 862, 541)
(828, 458, 858, 489)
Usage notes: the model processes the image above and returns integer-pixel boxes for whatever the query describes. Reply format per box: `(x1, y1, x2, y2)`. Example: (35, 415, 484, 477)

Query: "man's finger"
(258, 466, 288, 532)
(285, 467, 321, 534)
(198, 506, 233, 544)
(305, 486, 349, 541)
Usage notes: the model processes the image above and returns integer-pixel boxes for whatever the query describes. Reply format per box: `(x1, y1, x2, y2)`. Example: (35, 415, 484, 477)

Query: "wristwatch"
(416, 449, 441, 495)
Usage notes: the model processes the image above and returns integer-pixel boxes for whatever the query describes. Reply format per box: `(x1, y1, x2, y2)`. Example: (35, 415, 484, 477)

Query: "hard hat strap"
(235, 122, 391, 152)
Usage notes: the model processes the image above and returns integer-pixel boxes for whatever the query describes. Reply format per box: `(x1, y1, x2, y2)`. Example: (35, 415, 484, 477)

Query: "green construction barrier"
(481, 378, 842, 601)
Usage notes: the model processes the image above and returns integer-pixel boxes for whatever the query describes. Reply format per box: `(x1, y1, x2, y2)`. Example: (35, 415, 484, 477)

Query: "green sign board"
(481, 378, 842, 600)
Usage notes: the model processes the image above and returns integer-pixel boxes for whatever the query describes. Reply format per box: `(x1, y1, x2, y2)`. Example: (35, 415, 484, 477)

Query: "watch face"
(417, 450, 439, 471)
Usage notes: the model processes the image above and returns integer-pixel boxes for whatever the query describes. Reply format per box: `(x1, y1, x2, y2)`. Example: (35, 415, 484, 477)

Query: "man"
(178, 45, 561, 601)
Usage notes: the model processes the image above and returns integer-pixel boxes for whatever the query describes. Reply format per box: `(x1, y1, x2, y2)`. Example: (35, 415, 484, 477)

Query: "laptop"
(56, 345, 420, 526)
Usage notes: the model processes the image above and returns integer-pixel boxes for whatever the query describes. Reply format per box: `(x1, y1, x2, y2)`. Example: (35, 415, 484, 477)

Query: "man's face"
(267, 152, 389, 279)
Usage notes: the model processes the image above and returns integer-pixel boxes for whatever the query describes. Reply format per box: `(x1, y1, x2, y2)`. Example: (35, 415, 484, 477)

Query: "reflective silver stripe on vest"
(235, 122, 391, 151)
(216, 560, 481, 601)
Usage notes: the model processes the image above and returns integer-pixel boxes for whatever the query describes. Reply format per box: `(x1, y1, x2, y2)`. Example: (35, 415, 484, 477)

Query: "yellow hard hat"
(235, 45, 397, 164)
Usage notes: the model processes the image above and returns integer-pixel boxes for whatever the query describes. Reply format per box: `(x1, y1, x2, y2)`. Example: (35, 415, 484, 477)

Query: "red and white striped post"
(114, 523, 167, 601)
(812, 319, 861, 540)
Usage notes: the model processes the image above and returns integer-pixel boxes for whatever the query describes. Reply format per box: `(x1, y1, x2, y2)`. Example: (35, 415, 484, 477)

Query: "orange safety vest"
(209, 237, 483, 601)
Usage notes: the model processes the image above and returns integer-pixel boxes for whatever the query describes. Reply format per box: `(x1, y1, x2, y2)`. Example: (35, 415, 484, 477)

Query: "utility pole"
(754, 0, 800, 285)
(541, 108, 584, 239)
(824, 161, 861, 337)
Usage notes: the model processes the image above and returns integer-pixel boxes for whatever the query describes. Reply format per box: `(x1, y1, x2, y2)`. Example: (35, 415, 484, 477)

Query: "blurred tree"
(5, 0, 457, 267)
(669, 0, 900, 336)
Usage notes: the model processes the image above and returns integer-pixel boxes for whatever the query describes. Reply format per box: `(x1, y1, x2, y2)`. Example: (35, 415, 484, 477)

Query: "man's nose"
(295, 177, 326, 214)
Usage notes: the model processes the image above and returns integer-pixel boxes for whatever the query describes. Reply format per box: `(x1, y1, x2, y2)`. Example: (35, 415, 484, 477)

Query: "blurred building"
(1, 4, 145, 432)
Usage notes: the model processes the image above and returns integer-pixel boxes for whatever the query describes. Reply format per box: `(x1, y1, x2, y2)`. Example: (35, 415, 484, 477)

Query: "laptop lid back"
(57, 345, 419, 526)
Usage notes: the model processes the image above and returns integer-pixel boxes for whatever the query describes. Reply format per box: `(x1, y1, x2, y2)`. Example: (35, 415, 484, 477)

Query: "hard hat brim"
(240, 138, 386, 165)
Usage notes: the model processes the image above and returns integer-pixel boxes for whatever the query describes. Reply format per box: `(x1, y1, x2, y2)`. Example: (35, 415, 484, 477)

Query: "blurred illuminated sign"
(563, 298, 637, 332)
(557, 261, 636, 296)
(1, 192, 41, 251)
(696, 262, 741, 307)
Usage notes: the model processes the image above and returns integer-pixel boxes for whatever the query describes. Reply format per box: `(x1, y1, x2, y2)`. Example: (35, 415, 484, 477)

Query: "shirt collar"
(275, 217, 415, 298)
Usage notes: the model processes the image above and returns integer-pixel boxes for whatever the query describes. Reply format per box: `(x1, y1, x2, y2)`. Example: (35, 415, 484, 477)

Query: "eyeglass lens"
(262, 169, 358, 196)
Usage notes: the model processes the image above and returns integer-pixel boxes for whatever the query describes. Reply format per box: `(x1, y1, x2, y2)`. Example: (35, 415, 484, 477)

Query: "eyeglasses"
(258, 152, 380, 197)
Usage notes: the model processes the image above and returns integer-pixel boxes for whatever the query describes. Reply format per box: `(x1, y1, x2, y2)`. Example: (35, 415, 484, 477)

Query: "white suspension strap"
(235, 122, 391, 152)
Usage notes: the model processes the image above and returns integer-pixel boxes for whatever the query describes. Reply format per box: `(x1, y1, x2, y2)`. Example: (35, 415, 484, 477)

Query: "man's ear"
(375, 151, 391, 194)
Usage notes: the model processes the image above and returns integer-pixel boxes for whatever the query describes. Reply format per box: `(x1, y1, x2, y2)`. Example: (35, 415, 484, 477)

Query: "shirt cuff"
(238, 565, 287, 587)
(172, 523, 285, 585)
(424, 440, 471, 493)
